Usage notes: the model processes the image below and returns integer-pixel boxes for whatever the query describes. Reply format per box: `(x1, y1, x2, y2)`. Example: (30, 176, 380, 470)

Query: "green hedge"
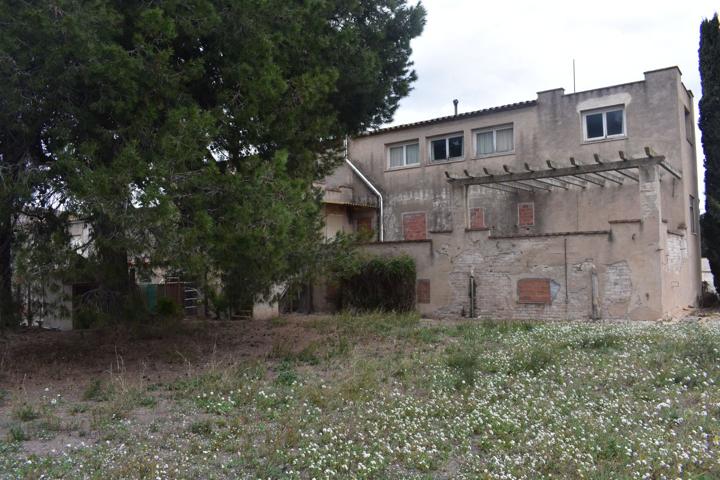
(340, 255, 416, 312)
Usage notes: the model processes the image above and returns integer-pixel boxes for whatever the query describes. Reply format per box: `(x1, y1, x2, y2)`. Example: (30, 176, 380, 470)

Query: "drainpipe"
(344, 140, 384, 242)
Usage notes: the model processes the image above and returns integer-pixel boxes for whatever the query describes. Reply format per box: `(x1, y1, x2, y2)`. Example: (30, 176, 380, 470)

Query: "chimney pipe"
(453, 99, 459, 116)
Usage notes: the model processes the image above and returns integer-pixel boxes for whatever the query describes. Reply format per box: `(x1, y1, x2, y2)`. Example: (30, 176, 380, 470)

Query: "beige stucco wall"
(343, 67, 701, 321)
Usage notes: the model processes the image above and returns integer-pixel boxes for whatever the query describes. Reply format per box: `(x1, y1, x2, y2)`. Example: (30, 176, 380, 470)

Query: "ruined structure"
(319, 67, 702, 321)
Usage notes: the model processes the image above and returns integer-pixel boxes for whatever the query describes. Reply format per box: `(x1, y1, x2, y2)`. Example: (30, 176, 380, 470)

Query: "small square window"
(430, 134, 463, 162)
(583, 107, 625, 141)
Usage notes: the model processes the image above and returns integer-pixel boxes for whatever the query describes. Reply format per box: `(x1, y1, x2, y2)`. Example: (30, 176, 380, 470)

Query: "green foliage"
(189, 420, 214, 437)
(339, 255, 417, 312)
(7, 425, 27, 443)
(0, 0, 426, 325)
(156, 297, 181, 319)
(700, 13, 720, 291)
(446, 347, 479, 388)
(13, 403, 39, 422)
(83, 380, 112, 402)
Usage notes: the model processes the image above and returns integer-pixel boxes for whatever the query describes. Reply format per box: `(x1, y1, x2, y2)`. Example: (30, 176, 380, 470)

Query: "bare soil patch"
(0, 315, 326, 400)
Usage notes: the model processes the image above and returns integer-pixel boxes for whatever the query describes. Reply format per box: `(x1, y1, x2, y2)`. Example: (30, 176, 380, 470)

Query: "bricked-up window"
(517, 278, 551, 304)
(403, 212, 427, 240)
(416, 279, 430, 304)
(357, 217, 372, 234)
(469, 207, 486, 230)
(518, 202, 535, 227)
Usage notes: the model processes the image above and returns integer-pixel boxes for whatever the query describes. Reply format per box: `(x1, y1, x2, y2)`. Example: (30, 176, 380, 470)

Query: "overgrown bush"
(339, 255, 416, 312)
(156, 297, 181, 318)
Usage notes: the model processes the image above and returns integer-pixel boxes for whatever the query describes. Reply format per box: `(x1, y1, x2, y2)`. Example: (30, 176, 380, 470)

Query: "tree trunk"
(0, 210, 16, 328)
(91, 214, 135, 321)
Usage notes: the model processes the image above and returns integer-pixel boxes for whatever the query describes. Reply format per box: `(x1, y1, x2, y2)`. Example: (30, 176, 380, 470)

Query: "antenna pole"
(573, 59, 576, 93)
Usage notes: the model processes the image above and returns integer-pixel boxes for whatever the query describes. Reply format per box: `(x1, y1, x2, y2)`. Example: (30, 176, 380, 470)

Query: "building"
(320, 67, 702, 321)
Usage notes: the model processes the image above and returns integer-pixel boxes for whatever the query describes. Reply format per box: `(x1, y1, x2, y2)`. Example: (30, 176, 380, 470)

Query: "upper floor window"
(685, 108, 694, 145)
(582, 106, 625, 141)
(430, 134, 463, 162)
(475, 125, 514, 156)
(388, 141, 419, 168)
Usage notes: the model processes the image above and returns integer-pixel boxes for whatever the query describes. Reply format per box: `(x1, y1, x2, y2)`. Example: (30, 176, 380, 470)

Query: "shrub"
(156, 297, 181, 318)
(339, 255, 416, 312)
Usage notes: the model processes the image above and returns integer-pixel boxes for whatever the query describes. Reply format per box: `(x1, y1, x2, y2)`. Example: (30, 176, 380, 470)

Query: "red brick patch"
(518, 202, 535, 227)
(357, 217, 372, 234)
(417, 279, 431, 304)
(517, 278, 551, 304)
(469, 207, 485, 229)
(403, 212, 427, 240)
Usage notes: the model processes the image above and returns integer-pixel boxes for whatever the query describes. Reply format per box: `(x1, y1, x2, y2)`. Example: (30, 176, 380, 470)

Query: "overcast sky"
(389, 0, 718, 205)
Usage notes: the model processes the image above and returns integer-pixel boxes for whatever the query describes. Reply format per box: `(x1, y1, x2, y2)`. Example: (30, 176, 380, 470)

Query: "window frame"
(428, 133, 464, 163)
(386, 140, 420, 169)
(581, 106, 626, 142)
(473, 124, 514, 157)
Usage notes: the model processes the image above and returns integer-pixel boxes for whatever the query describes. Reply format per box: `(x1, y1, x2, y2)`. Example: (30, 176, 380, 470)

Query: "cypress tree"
(700, 14, 720, 292)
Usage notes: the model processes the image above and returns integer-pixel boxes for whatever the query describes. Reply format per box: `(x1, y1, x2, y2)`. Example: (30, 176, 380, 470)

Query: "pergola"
(444, 148, 680, 193)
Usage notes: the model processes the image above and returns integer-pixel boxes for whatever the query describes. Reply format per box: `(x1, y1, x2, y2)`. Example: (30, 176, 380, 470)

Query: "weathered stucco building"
(320, 67, 702, 321)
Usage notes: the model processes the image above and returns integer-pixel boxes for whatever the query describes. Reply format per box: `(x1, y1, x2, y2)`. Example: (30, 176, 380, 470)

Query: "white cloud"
(390, 0, 717, 205)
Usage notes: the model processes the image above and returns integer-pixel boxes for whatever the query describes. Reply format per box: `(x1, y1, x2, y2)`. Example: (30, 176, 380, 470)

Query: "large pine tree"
(1, 1, 427, 324)
(700, 13, 720, 292)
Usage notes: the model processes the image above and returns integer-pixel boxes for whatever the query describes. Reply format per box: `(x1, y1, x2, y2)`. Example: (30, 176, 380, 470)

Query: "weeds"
(2, 318, 720, 480)
(7, 425, 27, 442)
(13, 403, 39, 422)
(83, 379, 112, 402)
(446, 347, 479, 387)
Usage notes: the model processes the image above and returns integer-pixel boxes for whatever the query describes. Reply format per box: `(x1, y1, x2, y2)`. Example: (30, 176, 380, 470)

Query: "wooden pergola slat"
(446, 150, 679, 187)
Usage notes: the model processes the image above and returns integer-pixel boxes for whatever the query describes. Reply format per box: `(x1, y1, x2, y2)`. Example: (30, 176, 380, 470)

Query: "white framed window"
(429, 134, 463, 162)
(582, 106, 625, 141)
(388, 141, 420, 168)
(475, 125, 514, 156)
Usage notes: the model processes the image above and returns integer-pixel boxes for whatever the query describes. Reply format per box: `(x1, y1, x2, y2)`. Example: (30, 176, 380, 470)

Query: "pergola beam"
(447, 154, 670, 186)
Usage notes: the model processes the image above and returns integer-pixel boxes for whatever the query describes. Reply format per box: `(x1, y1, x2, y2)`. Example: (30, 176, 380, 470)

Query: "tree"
(1, 0, 426, 324)
(700, 13, 720, 292)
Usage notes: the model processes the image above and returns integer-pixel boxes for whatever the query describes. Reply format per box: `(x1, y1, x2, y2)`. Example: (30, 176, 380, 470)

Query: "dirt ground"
(0, 315, 327, 400)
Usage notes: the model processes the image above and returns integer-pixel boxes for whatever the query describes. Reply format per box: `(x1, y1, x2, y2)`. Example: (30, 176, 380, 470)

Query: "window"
(475, 125, 513, 156)
(582, 107, 625, 141)
(388, 142, 419, 168)
(403, 212, 427, 240)
(430, 134, 463, 162)
(417, 279, 431, 304)
(690, 195, 698, 234)
(518, 202, 534, 227)
(517, 278, 552, 304)
(685, 108, 694, 144)
(469, 207, 486, 230)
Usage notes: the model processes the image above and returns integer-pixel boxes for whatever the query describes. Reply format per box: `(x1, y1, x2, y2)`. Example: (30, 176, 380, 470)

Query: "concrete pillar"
(634, 164, 664, 320)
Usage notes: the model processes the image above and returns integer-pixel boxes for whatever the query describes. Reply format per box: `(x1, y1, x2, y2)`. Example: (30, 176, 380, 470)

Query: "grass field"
(1, 314, 719, 479)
